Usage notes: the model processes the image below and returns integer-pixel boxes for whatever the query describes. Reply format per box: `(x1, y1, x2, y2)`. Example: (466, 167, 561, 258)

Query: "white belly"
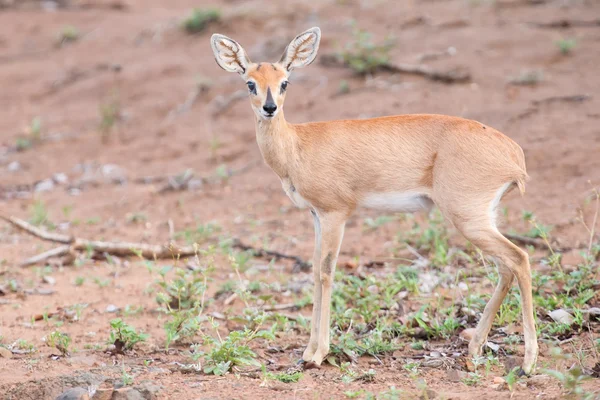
(361, 192, 433, 212)
(281, 178, 311, 209)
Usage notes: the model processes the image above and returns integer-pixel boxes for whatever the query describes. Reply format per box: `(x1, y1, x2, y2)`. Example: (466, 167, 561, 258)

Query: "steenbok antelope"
(210, 27, 538, 374)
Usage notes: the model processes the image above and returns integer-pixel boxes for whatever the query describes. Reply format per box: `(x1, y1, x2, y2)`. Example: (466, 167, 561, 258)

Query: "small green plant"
(556, 38, 576, 55)
(175, 223, 220, 245)
(190, 318, 275, 375)
(121, 365, 134, 386)
(543, 366, 593, 399)
(339, 23, 394, 75)
(509, 69, 544, 86)
(29, 200, 55, 229)
(462, 372, 482, 386)
(108, 318, 148, 352)
(99, 92, 121, 143)
(265, 369, 303, 383)
(58, 25, 79, 45)
(182, 8, 220, 34)
(47, 330, 71, 356)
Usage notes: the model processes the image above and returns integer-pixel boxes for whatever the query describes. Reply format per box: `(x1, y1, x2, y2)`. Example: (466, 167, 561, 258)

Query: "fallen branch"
(1, 215, 312, 270)
(532, 94, 591, 106)
(527, 19, 600, 29)
(232, 238, 310, 272)
(320, 54, 470, 83)
(20, 245, 71, 267)
(135, 161, 261, 193)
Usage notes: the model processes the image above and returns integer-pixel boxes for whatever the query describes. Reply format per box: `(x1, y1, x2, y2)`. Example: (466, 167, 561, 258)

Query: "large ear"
(210, 34, 251, 75)
(279, 27, 321, 72)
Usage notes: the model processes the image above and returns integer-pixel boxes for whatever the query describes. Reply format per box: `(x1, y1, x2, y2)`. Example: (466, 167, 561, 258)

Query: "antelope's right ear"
(210, 34, 251, 76)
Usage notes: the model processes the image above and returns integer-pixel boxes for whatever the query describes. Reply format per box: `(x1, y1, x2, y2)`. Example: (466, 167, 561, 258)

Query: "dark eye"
(247, 81, 256, 94)
(280, 81, 289, 94)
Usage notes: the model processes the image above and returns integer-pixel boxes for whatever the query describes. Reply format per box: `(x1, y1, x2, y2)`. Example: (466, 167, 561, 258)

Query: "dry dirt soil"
(1, 0, 600, 399)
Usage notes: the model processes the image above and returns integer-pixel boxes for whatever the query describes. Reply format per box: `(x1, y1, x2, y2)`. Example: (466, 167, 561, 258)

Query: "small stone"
(7, 161, 20, 172)
(35, 178, 55, 192)
(549, 309, 574, 325)
(111, 387, 144, 400)
(459, 328, 476, 341)
(53, 173, 69, 185)
(55, 387, 90, 400)
(105, 304, 119, 313)
(366, 285, 379, 294)
(43, 275, 56, 285)
(486, 341, 500, 352)
(458, 282, 468, 291)
(0, 347, 13, 358)
(430, 351, 442, 358)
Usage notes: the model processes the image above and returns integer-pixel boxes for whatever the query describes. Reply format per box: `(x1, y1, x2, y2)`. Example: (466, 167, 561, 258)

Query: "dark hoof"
(302, 361, 321, 370)
(517, 367, 529, 377)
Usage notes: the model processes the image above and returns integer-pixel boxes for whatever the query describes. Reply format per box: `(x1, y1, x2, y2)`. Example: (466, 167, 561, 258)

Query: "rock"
(0, 346, 13, 358)
(53, 173, 69, 184)
(43, 275, 57, 285)
(101, 164, 127, 184)
(91, 388, 113, 400)
(459, 328, 476, 341)
(458, 282, 468, 291)
(134, 381, 161, 400)
(7, 161, 20, 172)
(55, 387, 89, 400)
(486, 341, 500, 352)
(549, 309, 574, 325)
(446, 369, 467, 382)
(112, 387, 144, 400)
(105, 304, 119, 313)
(35, 178, 55, 192)
(492, 376, 508, 391)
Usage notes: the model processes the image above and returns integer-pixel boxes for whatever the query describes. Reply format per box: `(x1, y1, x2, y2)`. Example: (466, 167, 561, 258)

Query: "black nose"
(263, 103, 277, 114)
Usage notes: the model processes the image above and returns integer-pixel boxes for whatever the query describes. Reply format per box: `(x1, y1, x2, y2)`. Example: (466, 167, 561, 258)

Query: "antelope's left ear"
(279, 27, 321, 72)
(210, 33, 251, 76)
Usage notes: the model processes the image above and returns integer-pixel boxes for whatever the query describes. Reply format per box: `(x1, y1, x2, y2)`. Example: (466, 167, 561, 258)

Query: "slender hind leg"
(456, 223, 538, 374)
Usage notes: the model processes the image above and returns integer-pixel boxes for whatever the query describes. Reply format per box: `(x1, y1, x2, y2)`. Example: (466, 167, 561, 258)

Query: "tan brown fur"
(211, 27, 538, 374)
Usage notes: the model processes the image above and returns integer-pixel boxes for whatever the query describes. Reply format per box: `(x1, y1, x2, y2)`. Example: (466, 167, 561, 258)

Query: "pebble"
(7, 161, 20, 172)
(35, 178, 55, 192)
(106, 304, 119, 313)
(549, 309, 574, 325)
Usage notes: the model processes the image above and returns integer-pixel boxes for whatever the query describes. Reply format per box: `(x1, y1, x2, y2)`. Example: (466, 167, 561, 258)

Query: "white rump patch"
(489, 182, 513, 229)
(361, 192, 433, 213)
(281, 178, 312, 209)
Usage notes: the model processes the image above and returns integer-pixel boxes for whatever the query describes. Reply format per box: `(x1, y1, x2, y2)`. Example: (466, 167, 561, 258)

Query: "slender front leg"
(303, 210, 322, 361)
(469, 265, 514, 357)
(310, 212, 346, 365)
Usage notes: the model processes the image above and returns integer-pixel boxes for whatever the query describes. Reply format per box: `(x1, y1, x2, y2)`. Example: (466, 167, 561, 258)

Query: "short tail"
(515, 172, 529, 196)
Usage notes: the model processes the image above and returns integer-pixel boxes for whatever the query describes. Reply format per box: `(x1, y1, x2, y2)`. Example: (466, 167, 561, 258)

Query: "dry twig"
(1, 215, 312, 270)
(320, 54, 470, 83)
